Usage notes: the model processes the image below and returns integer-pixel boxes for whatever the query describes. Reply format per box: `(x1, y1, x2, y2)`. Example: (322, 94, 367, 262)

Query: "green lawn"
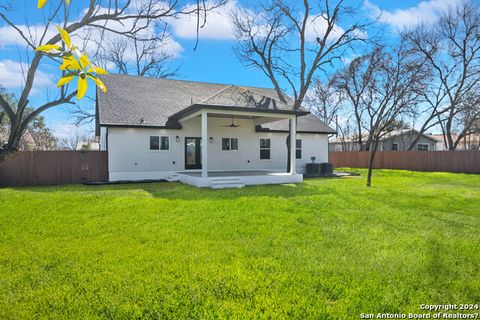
(0, 170, 479, 319)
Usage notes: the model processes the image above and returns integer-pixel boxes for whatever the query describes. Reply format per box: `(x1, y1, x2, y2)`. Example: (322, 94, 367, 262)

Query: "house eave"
(99, 123, 183, 130)
(255, 126, 337, 135)
(170, 103, 309, 121)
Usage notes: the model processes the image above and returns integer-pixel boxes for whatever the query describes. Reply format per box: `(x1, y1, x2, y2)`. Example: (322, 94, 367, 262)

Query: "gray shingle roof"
(97, 74, 335, 133)
(199, 85, 293, 110)
(258, 114, 337, 133)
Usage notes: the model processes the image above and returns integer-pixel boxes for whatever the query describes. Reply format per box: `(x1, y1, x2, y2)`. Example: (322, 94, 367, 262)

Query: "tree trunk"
(365, 140, 371, 151)
(366, 141, 378, 187)
(0, 146, 17, 165)
(0, 125, 22, 165)
(445, 115, 455, 150)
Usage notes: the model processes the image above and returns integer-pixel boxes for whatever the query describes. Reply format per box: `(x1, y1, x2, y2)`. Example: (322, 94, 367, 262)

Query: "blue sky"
(0, 0, 464, 138)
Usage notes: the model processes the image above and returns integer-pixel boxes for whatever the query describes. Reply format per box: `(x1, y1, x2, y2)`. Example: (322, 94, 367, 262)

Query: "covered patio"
(170, 103, 306, 188)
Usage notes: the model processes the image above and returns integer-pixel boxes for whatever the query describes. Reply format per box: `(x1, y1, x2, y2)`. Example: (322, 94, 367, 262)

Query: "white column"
(290, 116, 296, 174)
(201, 111, 208, 177)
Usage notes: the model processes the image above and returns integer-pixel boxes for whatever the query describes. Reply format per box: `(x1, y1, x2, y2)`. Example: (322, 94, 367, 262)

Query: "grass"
(0, 169, 479, 319)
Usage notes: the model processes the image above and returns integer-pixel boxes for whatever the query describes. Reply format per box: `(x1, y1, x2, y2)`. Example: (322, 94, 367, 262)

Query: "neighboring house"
(19, 131, 37, 151)
(0, 130, 36, 151)
(329, 129, 439, 152)
(431, 133, 480, 151)
(96, 74, 336, 188)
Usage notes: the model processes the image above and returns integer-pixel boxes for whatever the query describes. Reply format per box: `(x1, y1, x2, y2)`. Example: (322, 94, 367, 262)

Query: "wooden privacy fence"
(329, 151, 480, 174)
(0, 151, 108, 187)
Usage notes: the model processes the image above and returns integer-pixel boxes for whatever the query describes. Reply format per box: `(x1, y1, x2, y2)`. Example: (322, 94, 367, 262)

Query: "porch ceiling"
(175, 104, 305, 124)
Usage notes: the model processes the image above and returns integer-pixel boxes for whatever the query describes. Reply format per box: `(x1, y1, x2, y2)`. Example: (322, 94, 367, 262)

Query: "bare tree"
(339, 43, 428, 186)
(232, 0, 368, 171)
(96, 31, 180, 78)
(69, 97, 97, 126)
(71, 28, 181, 125)
(58, 133, 93, 150)
(305, 76, 344, 129)
(337, 52, 378, 151)
(404, 1, 480, 150)
(0, 0, 225, 163)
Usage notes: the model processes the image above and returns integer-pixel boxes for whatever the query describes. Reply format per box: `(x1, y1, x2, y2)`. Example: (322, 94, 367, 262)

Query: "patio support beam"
(290, 116, 296, 174)
(201, 111, 208, 177)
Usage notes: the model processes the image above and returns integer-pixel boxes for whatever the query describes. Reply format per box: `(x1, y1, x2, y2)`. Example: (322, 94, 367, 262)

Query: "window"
(150, 136, 159, 150)
(150, 136, 169, 150)
(222, 138, 238, 151)
(160, 136, 169, 150)
(392, 143, 399, 151)
(296, 139, 302, 159)
(260, 138, 271, 160)
(417, 143, 429, 151)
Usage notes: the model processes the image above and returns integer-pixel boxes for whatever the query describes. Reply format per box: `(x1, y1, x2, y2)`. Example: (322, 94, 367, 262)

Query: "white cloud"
(73, 6, 183, 59)
(51, 122, 90, 141)
(170, 1, 362, 44)
(305, 14, 346, 43)
(0, 24, 57, 48)
(0, 59, 54, 92)
(364, 0, 464, 31)
(52, 123, 79, 140)
(0, 5, 184, 60)
(341, 54, 360, 66)
(170, 0, 239, 40)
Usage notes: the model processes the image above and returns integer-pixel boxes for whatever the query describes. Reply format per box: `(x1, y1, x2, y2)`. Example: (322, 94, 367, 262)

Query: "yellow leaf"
(56, 26, 72, 49)
(92, 66, 108, 75)
(38, 0, 48, 8)
(60, 55, 81, 71)
(77, 76, 88, 100)
(57, 75, 75, 87)
(87, 74, 107, 93)
(79, 54, 92, 69)
(35, 44, 61, 53)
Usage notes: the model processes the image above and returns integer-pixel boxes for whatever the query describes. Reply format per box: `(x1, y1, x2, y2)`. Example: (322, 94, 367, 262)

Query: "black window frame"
(392, 143, 399, 151)
(160, 136, 169, 150)
(150, 136, 169, 151)
(296, 139, 302, 159)
(150, 136, 159, 150)
(222, 138, 238, 151)
(260, 138, 271, 160)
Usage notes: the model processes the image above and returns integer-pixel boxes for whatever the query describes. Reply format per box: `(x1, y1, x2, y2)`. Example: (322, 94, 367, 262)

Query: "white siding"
(103, 116, 329, 181)
(99, 127, 107, 151)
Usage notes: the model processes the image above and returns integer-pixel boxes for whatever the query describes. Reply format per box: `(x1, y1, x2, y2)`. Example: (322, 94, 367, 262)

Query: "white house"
(96, 74, 335, 188)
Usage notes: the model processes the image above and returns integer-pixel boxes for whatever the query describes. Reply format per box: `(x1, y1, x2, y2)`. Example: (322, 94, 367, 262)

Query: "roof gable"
(198, 85, 292, 111)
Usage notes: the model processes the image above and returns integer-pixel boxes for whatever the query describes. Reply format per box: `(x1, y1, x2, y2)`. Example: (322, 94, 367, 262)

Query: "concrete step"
(166, 174, 180, 182)
(211, 183, 245, 189)
(209, 178, 245, 189)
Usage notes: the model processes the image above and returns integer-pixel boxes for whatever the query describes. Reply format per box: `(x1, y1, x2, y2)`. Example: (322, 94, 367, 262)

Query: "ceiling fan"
(222, 116, 240, 128)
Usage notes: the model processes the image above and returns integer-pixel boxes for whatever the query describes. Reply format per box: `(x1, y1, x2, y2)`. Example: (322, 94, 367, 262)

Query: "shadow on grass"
(5, 180, 329, 200)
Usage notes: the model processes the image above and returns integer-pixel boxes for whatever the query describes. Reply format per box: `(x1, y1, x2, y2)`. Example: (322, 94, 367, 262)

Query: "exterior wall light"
(176, 136, 180, 142)
(209, 137, 214, 143)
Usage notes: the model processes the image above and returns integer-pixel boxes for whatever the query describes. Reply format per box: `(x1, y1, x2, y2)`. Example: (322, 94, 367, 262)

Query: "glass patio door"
(185, 137, 202, 169)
